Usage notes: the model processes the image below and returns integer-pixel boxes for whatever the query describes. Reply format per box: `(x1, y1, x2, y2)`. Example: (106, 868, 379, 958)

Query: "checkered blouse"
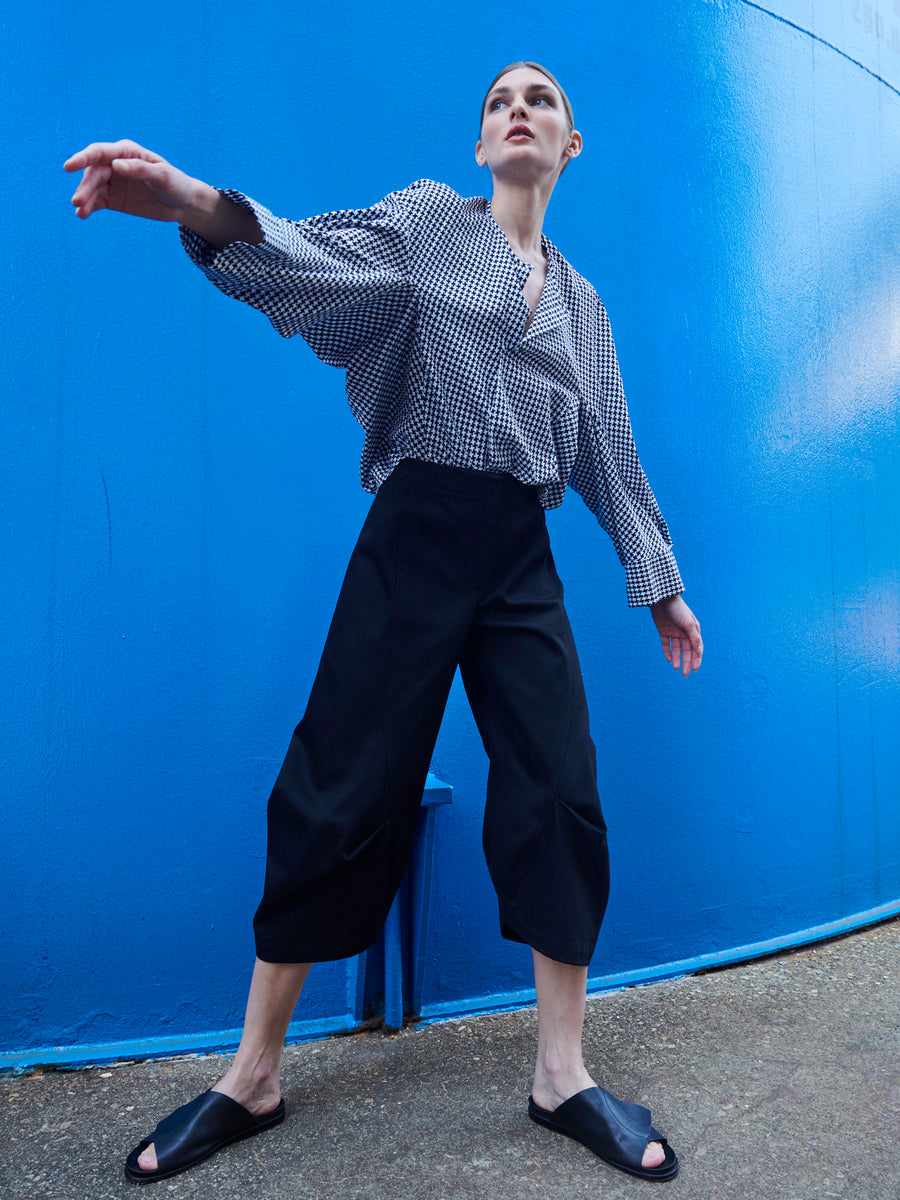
(181, 178, 683, 605)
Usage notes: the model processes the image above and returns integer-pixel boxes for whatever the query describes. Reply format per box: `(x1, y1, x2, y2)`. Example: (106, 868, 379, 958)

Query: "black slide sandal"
(124, 1090, 285, 1183)
(529, 1085, 678, 1181)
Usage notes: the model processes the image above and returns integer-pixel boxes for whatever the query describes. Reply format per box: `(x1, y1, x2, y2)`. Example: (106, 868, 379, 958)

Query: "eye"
(490, 99, 506, 110)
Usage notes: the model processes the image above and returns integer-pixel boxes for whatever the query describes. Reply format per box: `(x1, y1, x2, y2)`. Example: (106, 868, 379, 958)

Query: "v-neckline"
(522, 259, 548, 334)
(484, 198, 554, 338)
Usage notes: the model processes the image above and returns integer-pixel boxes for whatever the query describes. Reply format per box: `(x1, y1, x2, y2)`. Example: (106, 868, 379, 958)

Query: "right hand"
(649, 594, 703, 677)
(64, 140, 199, 223)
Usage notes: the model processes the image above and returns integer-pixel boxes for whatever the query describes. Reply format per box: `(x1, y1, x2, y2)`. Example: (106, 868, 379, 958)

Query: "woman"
(65, 61, 702, 1185)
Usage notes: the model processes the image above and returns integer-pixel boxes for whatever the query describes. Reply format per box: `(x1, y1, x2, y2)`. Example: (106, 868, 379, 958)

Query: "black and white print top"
(181, 178, 684, 606)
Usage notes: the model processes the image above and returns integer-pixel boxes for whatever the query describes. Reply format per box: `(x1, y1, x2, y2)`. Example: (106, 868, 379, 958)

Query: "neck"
(488, 178, 553, 261)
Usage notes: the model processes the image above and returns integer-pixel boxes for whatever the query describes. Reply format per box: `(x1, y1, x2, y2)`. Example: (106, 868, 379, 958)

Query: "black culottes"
(253, 459, 610, 967)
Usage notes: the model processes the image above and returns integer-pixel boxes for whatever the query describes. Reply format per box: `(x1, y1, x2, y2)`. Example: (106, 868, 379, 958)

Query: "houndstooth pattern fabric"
(181, 179, 684, 606)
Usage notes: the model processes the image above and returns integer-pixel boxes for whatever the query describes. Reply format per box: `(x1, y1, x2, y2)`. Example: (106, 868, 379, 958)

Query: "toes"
(137, 1142, 158, 1172)
(641, 1139, 666, 1170)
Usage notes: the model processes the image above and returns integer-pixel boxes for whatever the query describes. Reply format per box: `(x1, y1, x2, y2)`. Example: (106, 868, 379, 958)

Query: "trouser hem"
(500, 911, 600, 968)
(255, 931, 381, 965)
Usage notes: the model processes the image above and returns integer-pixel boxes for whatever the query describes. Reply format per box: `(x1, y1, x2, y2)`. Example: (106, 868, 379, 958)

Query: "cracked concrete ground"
(2, 917, 898, 1200)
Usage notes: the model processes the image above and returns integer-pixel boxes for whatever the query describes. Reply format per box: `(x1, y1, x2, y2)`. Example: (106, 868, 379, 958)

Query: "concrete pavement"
(3, 917, 898, 1200)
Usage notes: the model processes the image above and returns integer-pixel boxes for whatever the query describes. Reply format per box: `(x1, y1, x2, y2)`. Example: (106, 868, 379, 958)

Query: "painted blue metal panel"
(381, 774, 453, 1030)
(3, 0, 898, 1067)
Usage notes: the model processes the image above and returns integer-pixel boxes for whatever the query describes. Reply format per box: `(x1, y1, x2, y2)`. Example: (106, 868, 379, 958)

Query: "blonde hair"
(479, 61, 575, 132)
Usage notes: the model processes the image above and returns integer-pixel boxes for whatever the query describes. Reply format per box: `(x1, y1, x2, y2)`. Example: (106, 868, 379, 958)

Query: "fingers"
(65, 141, 164, 218)
(68, 162, 111, 218)
(674, 639, 685, 673)
(678, 631, 702, 676)
(679, 639, 693, 676)
(659, 628, 703, 676)
(659, 633, 679, 670)
(684, 617, 703, 674)
(63, 139, 159, 173)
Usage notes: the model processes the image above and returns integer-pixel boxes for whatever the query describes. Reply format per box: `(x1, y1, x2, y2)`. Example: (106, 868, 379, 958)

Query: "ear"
(564, 130, 583, 161)
(475, 138, 488, 168)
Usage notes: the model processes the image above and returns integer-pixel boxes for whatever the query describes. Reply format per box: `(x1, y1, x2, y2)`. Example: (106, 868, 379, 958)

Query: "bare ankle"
(532, 1059, 595, 1110)
(213, 1059, 282, 1113)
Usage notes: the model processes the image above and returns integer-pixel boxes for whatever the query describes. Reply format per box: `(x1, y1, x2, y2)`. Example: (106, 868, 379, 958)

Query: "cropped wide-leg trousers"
(253, 459, 610, 967)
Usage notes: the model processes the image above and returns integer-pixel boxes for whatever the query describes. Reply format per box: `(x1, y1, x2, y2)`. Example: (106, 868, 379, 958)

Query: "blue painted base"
(417, 901, 900, 1025)
(3, 900, 896, 1075)
(0, 1012, 359, 1076)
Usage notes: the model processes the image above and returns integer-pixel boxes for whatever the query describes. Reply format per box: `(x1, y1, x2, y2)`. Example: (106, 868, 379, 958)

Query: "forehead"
(488, 67, 561, 99)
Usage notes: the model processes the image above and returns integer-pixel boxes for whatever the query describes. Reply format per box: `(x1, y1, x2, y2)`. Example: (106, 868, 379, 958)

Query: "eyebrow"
(487, 83, 556, 99)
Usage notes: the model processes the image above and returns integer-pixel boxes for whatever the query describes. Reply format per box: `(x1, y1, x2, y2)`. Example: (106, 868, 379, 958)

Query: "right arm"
(67, 141, 423, 367)
(64, 140, 262, 249)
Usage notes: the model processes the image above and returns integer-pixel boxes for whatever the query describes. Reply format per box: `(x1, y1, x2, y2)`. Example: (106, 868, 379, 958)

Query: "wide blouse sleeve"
(569, 300, 685, 607)
(179, 184, 419, 369)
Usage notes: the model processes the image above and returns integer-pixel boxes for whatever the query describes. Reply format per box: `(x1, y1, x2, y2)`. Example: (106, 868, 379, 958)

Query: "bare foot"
(641, 1137, 666, 1170)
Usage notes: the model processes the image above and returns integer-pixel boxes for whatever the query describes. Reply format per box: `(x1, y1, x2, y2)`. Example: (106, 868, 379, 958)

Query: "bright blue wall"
(3, 0, 899, 1065)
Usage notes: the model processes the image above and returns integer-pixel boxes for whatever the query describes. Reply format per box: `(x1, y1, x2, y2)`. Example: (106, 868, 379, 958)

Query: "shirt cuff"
(178, 190, 291, 267)
(625, 550, 684, 607)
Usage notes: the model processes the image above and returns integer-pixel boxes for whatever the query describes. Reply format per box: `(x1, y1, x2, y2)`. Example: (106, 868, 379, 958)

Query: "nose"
(509, 99, 528, 119)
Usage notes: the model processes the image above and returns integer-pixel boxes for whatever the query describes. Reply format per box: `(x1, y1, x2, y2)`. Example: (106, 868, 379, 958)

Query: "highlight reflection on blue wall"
(3, 0, 899, 1066)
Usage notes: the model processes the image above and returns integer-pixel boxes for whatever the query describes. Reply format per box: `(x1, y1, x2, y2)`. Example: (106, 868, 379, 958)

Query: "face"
(475, 66, 581, 184)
